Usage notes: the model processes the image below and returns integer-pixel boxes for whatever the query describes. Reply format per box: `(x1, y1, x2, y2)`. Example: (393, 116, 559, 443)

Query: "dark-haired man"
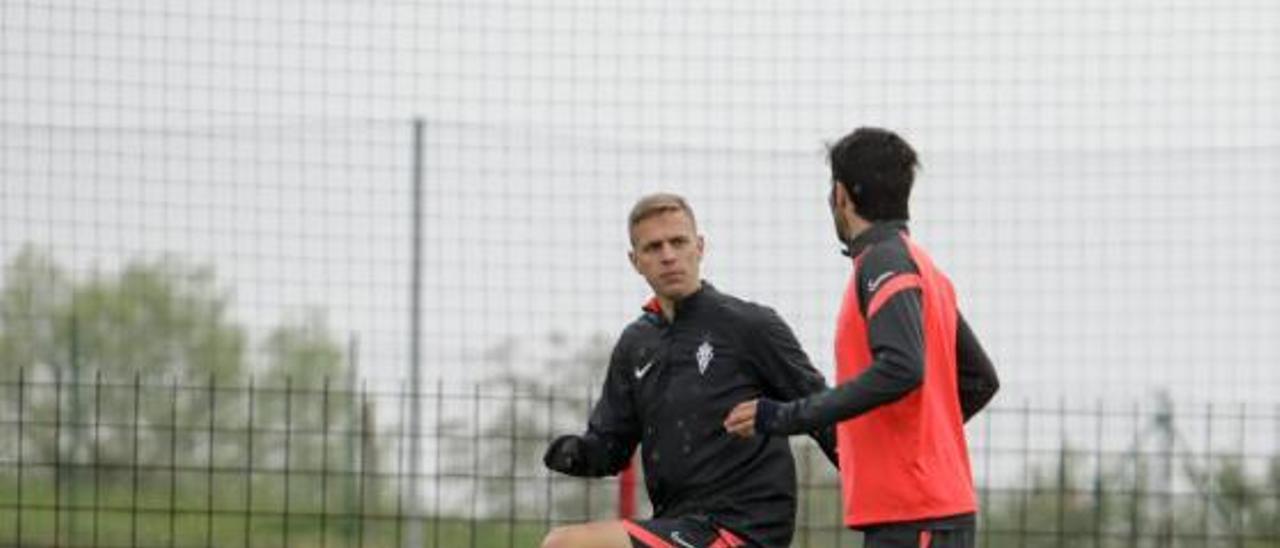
(724, 128, 1000, 548)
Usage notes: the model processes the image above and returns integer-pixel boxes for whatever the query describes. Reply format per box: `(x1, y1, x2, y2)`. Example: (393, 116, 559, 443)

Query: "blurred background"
(2, 0, 1278, 546)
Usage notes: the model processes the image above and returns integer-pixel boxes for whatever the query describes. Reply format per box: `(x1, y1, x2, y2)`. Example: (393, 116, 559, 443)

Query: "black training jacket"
(554, 283, 836, 547)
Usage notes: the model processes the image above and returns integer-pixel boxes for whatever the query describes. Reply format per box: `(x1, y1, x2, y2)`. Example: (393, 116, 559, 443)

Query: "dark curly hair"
(827, 127, 919, 222)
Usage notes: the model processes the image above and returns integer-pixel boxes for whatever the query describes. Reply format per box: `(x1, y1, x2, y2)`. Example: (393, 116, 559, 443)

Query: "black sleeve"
(760, 245, 926, 436)
(745, 307, 839, 467)
(547, 335, 641, 477)
(956, 312, 999, 421)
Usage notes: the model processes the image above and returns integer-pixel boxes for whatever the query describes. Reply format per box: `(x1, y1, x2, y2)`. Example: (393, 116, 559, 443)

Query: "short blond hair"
(628, 193, 698, 243)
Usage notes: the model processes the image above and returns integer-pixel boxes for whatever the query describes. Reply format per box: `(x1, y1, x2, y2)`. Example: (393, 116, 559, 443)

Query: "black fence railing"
(1, 371, 1277, 547)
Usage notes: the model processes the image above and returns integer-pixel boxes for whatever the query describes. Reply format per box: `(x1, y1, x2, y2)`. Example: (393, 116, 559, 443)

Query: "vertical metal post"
(1157, 393, 1174, 548)
(169, 379, 178, 547)
(283, 376, 293, 547)
(543, 387, 554, 538)
(396, 382, 408, 548)
(244, 379, 256, 548)
(469, 385, 480, 548)
(68, 307, 82, 543)
(206, 374, 216, 548)
(1234, 404, 1246, 548)
(508, 386, 519, 547)
(321, 376, 331, 548)
(131, 372, 141, 548)
(1202, 403, 1213, 546)
(54, 369, 63, 547)
(346, 335, 360, 542)
(1057, 397, 1066, 548)
(357, 382, 370, 548)
(1128, 402, 1142, 547)
(406, 117, 426, 548)
(1093, 401, 1105, 548)
(433, 378, 444, 548)
(92, 370, 102, 546)
(16, 368, 24, 547)
(1018, 400, 1029, 547)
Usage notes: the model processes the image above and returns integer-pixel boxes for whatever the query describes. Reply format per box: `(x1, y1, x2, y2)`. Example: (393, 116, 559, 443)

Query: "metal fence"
(5, 2, 1280, 547)
(2, 371, 1277, 548)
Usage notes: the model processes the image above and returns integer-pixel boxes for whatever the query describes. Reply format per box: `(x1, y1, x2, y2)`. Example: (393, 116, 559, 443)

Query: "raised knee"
(541, 526, 572, 548)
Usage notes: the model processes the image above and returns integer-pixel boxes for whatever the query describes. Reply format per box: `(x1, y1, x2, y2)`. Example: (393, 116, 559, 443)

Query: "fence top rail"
(3, 372, 1279, 420)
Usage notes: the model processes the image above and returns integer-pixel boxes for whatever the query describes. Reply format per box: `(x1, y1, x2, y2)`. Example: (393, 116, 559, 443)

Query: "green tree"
(261, 312, 346, 388)
(252, 312, 366, 523)
(0, 246, 247, 469)
(0, 245, 371, 545)
(443, 331, 619, 524)
(1209, 456, 1280, 547)
(0, 248, 69, 463)
(0, 246, 69, 385)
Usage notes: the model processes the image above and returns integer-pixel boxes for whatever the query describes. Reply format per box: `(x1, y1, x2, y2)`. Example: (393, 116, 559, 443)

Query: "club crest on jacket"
(696, 338, 714, 375)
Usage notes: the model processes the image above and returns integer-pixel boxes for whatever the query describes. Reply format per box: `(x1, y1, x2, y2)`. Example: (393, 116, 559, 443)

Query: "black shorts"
(861, 516, 975, 548)
(623, 515, 749, 548)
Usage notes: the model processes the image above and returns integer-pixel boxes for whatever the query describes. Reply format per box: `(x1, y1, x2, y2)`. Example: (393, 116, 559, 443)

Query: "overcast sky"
(3, 0, 1278, 408)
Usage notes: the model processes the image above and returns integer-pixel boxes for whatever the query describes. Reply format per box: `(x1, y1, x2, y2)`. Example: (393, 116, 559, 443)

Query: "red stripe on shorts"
(622, 520, 675, 548)
(919, 530, 933, 548)
(709, 527, 747, 547)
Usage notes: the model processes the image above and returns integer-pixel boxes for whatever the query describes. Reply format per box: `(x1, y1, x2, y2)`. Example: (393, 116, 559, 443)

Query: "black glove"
(543, 435, 587, 475)
(754, 397, 784, 435)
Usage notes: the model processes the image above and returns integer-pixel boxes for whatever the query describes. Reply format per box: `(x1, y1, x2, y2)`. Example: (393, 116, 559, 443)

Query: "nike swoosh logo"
(634, 359, 656, 379)
(867, 271, 895, 293)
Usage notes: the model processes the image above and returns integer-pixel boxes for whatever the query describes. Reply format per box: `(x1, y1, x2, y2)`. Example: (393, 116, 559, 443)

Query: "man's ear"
(628, 249, 640, 273)
(833, 181, 851, 212)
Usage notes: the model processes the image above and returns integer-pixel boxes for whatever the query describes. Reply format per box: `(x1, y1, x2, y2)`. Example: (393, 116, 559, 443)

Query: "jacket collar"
(642, 281, 716, 323)
(847, 220, 909, 259)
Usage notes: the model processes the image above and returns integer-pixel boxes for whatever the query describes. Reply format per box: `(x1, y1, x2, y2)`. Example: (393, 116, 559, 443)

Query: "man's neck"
(658, 283, 702, 322)
(658, 297, 677, 322)
(846, 215, 872, 243)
